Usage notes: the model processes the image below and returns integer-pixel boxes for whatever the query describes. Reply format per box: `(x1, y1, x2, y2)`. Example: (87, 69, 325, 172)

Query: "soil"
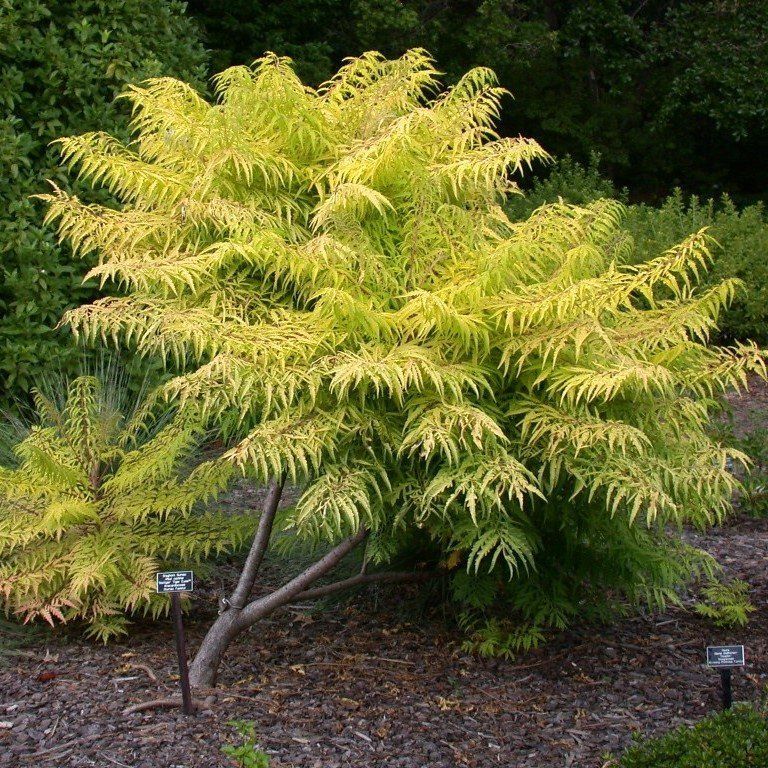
(2, 385, 768, 768)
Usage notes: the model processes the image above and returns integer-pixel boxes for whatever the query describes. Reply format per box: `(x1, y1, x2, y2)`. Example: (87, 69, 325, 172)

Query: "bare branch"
(122, 696, 215, 715)
(228, 475, 285, 609)
(236, 527, 368, 627)
(190, 525, 369, 687)
(291, 570, 437, 602)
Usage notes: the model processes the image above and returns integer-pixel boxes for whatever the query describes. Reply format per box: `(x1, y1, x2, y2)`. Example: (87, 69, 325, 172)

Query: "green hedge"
(0, 0, 207, 409)
(506, 154, 622, 218)
(618, 705, 768, 768)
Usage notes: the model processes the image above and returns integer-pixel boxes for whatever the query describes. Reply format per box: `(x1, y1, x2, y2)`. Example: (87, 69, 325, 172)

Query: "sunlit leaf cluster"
(40, 51, 766, 618)
(0, 376, 244, 641)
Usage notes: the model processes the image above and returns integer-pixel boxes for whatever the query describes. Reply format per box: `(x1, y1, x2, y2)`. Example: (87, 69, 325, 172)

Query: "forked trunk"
(188, 477, 433, 690)
(188, 477, 368, 689)
(188, 610, 240, 688)
(189, 477, 286, 688)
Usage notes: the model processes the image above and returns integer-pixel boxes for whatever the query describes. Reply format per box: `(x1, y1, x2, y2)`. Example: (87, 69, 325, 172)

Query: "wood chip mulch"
(2, 513, 767, 768)
(4, 379, 768, 767)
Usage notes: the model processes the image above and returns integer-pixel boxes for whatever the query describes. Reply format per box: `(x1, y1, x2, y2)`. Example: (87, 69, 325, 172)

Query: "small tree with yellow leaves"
(39, 50, 765, 686)
(0, 374, 244, 641)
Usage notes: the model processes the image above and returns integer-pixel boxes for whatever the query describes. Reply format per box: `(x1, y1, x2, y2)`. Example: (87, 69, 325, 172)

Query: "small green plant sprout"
(0, 374, 246, 641)
(222, 721, 270, 768)
(694, 579, 755, 628)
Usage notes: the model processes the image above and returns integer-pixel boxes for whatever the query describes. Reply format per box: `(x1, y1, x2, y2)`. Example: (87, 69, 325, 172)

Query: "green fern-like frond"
(0, 375, 241, 638)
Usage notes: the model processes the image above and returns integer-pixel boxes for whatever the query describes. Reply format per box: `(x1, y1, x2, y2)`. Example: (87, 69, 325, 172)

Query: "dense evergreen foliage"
(617, 705, 768, 768)
(626, 195, 768, 345)
(0, 373, 244, 641)
(39, 52, 765, 678)
(186, 0, 768, 200)
(0, 0, 207, 408)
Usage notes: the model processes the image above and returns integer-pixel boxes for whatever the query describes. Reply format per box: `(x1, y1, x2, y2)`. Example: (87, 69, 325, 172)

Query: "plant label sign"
(156, 570, 194, 594)
(706, 645, 745, 668)
(156, 570, 195, 715)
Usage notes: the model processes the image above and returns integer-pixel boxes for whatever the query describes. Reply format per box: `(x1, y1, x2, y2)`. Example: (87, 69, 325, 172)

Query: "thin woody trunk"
(188, 479, 434, 689)
(188, 477, 371, 688)
(189, 521, 368, 687)
(189, 477, 285, 688)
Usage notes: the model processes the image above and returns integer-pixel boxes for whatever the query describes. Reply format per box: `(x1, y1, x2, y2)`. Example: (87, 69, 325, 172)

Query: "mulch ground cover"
(2, 512, 767, 768)
(4, 380, 768, 768)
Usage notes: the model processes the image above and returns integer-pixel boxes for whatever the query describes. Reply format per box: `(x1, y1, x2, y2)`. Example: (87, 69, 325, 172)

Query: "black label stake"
(719, 668, 733, 710)
(157, 570, 195, 716)
(171, 592, 194, 715)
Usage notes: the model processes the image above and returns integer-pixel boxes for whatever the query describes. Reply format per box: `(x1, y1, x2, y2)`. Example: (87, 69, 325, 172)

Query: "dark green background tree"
(187, 0, 768, 200)
(0, 0, 207, 407)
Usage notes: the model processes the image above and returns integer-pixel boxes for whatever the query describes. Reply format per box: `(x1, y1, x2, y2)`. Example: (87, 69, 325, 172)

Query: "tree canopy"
(40, 50, 765, 683)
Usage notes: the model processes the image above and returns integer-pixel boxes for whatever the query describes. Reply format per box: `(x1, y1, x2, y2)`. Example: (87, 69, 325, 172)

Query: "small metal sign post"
(706, 645, 745, 710)
(156, 571, 195, 715)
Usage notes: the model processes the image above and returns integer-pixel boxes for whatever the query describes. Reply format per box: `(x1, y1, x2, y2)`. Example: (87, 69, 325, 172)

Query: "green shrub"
(448, 507, 718, 651)
(617, 705, 768, 768)
(44, 52, 766, 682)
(624, 192, 768, 344)
(0, 372, 244, 641)
(694, 580, 755, 628)
(506, 153, 621, 220)
(511, 162, 768, 344)
(0, 0, 207, 409)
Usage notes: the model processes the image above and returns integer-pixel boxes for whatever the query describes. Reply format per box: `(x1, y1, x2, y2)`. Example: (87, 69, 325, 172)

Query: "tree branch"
(290, 570, 437, 602)
(228, 475, 285, 609)
(235, 527, 368, 627)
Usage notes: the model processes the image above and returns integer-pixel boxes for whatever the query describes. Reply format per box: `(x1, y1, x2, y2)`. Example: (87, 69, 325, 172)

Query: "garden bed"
(4, 377, 768, 768)
(2, 511, 767, 768)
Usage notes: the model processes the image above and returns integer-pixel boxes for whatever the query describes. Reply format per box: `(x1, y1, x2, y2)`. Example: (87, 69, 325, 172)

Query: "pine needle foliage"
(41, 51, 767, 635)
(0, 374, 243, 641)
